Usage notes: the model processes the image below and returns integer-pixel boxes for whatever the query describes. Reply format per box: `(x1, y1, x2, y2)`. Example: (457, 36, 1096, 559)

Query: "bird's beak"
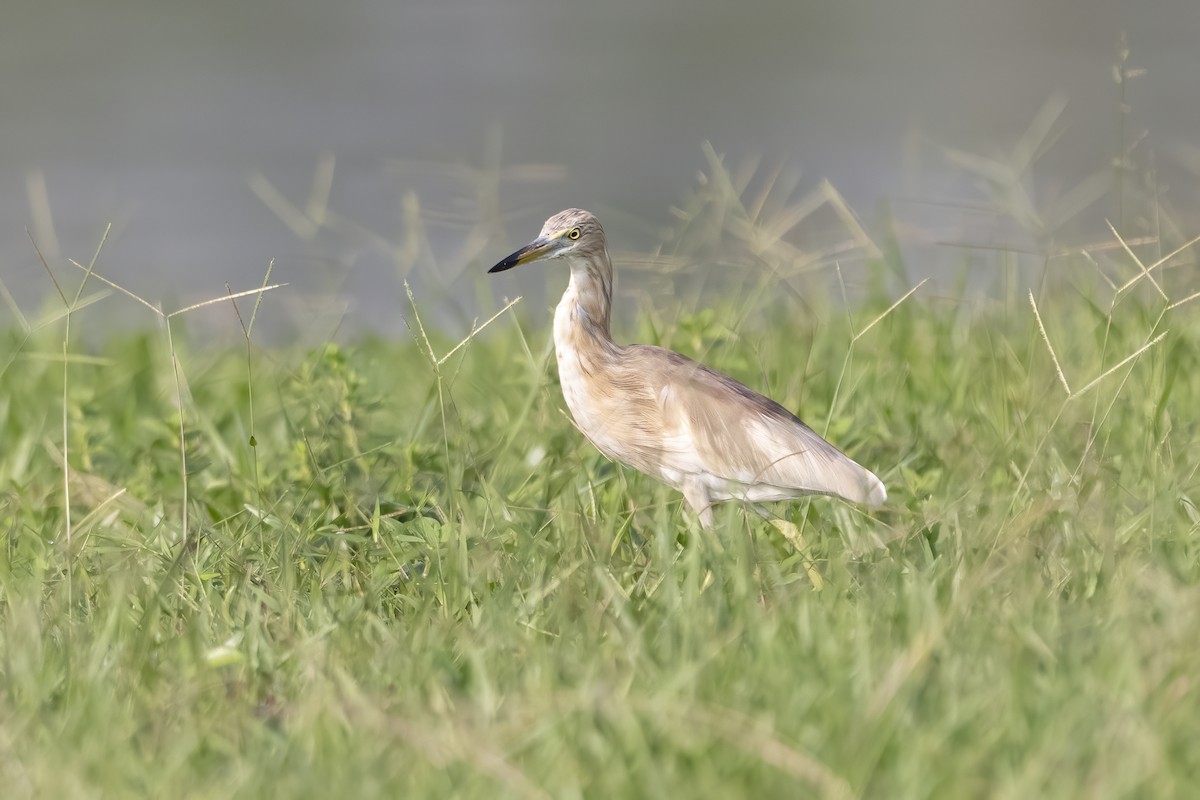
(488, 234, 560, 273)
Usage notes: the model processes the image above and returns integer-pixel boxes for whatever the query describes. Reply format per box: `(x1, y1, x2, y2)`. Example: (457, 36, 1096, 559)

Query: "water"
(3, 0, 1197, 339)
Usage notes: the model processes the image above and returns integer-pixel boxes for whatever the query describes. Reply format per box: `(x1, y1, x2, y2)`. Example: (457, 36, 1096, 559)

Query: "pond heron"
(489, 208, 886, 528)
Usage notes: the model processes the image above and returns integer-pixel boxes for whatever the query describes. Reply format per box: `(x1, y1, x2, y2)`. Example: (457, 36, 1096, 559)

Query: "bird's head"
(488, 208, 606, 273)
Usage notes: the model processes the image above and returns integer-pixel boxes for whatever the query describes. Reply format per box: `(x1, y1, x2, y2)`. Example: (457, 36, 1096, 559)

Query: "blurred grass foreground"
(2, 131, 1199, 798)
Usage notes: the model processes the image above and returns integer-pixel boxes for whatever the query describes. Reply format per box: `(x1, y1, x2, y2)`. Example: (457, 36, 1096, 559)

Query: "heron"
(489, 208, 886, 528)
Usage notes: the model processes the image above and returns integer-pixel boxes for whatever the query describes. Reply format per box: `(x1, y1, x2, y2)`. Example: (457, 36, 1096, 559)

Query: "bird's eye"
(567, 228, 581, 240)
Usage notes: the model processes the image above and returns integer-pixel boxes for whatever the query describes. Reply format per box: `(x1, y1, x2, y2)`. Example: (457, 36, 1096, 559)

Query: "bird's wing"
(628, 345, 885, 506)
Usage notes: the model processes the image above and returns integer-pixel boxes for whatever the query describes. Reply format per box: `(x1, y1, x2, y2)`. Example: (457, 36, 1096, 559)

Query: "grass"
(2, 143, 1200, 797)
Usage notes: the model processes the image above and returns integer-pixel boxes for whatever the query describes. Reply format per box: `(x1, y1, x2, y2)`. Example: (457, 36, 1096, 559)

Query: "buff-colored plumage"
(490, 208, 885, 527)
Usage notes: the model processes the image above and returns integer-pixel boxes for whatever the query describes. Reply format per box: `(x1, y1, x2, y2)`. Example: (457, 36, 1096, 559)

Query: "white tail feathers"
(860, 470, 887, 507)
(821, 457, 886, 508)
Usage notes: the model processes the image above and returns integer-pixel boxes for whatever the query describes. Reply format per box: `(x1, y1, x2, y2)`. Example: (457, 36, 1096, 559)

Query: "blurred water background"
(3, 0, 1198, 340)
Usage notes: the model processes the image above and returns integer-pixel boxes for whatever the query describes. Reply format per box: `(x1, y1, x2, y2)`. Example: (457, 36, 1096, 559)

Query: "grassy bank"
(1, 224, 1197, 798)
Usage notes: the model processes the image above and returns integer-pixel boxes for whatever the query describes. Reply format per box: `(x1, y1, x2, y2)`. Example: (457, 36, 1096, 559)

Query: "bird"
(488, 208, 885, 528)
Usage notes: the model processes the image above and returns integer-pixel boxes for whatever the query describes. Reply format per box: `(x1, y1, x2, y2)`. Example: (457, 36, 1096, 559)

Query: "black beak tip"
(488, 251, 523, 274)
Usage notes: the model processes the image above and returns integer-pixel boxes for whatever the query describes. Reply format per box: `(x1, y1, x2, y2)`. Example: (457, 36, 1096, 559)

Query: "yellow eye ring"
(567, 228, 581, 240)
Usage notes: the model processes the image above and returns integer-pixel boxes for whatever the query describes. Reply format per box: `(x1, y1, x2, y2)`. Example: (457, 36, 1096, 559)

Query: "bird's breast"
(554, 325, 617, 452)
(552, 294, 648, 467)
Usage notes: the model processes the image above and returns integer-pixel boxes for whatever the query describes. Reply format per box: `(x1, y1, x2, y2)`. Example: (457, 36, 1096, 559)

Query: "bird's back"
(577, 343, 886, 507)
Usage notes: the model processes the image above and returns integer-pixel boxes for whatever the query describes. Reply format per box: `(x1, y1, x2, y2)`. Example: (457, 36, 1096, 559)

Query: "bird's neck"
(555, 254, 615, 345)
